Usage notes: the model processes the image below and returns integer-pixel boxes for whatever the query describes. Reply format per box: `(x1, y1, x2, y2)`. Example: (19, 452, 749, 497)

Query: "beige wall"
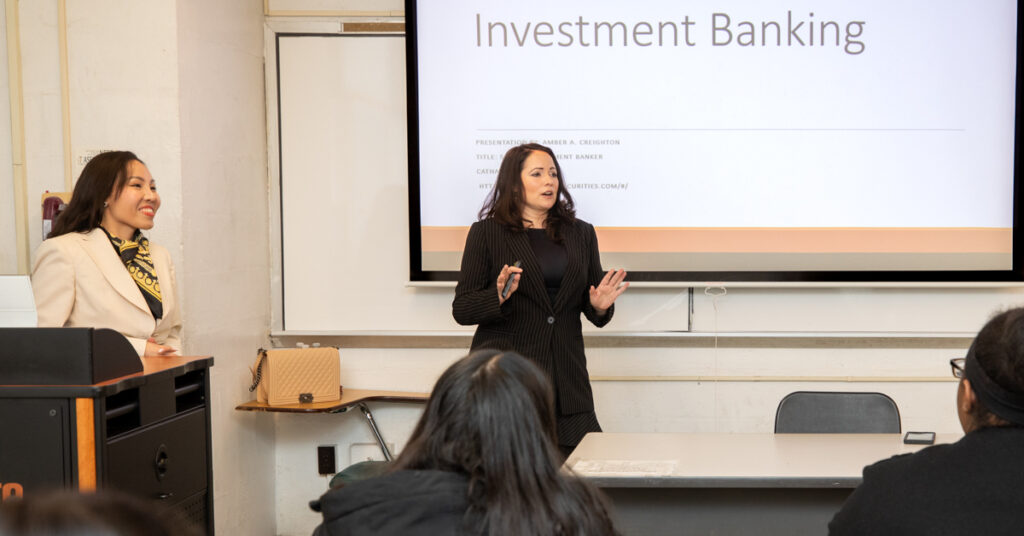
(176, 0, 275, 533)
(17, 0, 64, 257)
(0, 3, 15, 273)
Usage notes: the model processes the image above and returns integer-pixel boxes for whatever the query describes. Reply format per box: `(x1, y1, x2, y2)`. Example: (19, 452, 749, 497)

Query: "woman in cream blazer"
(31, 151, 181, 357)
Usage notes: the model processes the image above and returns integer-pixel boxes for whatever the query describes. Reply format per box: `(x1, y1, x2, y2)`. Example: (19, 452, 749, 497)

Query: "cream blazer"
(31, 227, 182, 356)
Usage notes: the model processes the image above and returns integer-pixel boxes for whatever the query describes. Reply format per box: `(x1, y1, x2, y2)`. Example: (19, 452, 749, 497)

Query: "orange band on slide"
(422, 226, 1012, 254)
(75, 398, 96, 491)
(422, 226, 472, 252)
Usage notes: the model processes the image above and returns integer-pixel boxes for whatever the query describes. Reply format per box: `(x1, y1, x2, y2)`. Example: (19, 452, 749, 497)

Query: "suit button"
(547, 316, 555, 324)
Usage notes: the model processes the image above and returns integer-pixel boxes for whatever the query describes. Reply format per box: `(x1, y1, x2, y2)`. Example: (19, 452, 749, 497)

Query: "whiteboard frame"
(265, 18, 404, 332)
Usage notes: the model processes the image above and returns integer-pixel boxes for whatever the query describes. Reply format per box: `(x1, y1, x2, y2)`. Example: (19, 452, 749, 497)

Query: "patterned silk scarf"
(102, 228, 163, 319)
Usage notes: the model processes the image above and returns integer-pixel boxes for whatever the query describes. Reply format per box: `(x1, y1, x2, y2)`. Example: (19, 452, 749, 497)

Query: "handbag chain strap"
(249, 348, 267, 392)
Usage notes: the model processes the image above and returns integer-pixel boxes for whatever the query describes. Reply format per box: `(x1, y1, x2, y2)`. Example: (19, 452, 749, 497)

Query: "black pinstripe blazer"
(453, 217, 613, 415)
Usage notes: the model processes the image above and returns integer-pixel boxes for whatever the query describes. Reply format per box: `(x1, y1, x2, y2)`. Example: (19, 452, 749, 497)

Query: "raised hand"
(589, 268, 628, 314)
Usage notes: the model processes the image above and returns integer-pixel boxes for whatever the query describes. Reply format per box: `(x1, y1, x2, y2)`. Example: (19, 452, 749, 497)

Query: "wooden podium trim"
(75, 398, 96, 490)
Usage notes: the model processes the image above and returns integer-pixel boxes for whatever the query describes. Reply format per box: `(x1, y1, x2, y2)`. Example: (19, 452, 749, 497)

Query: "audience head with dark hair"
(957, 307, 1024, 432)
(313, 349, 617, 536)
(0, 489, 200, 536)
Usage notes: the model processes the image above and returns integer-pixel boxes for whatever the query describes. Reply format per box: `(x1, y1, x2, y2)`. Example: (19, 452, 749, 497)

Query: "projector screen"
(406, 0, 1022, 283)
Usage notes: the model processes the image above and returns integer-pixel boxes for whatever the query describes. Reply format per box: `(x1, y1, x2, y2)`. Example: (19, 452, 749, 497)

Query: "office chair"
(774, 391, 901, 433)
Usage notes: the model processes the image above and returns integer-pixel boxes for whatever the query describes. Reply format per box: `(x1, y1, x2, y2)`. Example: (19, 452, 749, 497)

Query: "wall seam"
(57, 0, 71, 190)
(5, 0, 29, 273)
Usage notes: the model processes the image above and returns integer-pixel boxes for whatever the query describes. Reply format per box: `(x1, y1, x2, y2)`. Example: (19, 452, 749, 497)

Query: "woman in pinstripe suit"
(453, 143, 628, 456)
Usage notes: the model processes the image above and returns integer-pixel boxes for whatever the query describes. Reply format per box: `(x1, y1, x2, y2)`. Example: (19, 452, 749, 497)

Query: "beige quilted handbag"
(249, 347, 341, 406)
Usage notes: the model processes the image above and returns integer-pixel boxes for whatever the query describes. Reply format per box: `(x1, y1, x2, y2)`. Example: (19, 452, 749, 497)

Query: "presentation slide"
(410, 0, 1019, 279)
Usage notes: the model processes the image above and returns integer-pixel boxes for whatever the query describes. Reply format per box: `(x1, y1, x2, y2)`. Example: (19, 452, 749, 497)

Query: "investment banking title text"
(476, 12, 866, 55)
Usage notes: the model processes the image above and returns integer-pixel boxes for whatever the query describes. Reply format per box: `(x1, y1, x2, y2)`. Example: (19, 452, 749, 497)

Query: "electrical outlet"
(349, 442, 393, 464)
(317, 445, 337, 475)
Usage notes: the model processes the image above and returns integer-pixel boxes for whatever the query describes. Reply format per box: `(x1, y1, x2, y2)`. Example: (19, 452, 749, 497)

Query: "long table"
(565, 432, 961, 536)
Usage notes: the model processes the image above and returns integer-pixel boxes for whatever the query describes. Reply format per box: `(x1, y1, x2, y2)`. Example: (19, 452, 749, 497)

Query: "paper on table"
(571, 459, 677, 477)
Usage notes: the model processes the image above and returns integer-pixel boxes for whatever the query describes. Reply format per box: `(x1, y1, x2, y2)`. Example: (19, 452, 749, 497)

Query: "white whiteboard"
(278, 35, 422, 331)
(273, 33, 1024, 334)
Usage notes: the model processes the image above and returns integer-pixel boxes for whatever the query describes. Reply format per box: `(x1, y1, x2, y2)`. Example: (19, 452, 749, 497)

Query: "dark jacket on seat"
(313, 469, 477, 536)
(828, 426, 1024, 535)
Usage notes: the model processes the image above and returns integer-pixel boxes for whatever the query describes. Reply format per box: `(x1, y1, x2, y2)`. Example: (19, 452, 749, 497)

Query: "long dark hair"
(393, 350, 616, 535)
(478, 143, 576, 242)
(48, 151, 143, 238)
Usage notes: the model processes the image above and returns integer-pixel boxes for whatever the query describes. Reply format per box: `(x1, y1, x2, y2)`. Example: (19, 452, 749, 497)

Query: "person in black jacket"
(828, 308, 1024, 535)
(311, 349, 618, 536)
(453, 143, 628, 455)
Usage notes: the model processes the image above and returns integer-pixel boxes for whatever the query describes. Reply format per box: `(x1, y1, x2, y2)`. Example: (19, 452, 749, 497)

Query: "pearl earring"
(103, 202, 108, 208)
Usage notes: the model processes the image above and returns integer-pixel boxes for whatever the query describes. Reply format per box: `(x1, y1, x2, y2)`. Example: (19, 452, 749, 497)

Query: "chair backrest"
(774, 391, 901, 433)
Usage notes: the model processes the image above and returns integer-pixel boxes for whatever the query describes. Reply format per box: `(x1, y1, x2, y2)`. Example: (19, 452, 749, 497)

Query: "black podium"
(0, 328, 215, 535)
